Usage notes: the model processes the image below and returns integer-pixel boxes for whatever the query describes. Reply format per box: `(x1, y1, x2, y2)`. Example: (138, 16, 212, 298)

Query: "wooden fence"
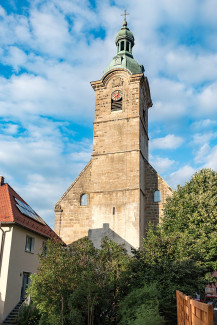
(176, 291, 214, 325)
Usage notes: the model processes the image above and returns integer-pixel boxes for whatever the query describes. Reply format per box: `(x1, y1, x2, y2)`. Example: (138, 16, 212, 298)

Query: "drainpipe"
(0, 223, 11, 276)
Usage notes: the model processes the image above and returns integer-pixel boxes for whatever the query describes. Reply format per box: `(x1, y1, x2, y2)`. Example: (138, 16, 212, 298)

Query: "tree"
(130, 228, 207, 324)
(129, 169, 217, 324)
(162, 168, 217, 270)
(28, 237, 130, 325)
(28, 239, 87, 325)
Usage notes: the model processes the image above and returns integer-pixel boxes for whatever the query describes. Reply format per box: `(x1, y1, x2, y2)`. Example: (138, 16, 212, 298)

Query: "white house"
(0, 176, 63, 324)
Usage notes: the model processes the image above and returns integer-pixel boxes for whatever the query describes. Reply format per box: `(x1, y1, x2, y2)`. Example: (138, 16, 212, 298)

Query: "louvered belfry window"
(111, 98, 122, 111)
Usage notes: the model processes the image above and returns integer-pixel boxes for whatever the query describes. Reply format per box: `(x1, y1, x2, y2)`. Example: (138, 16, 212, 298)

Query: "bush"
(118, 283, 164, 325)
(18, 304, 40, 325)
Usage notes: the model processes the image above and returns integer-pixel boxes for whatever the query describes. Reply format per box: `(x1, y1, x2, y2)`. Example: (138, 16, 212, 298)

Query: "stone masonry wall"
(54, 69, 172, 250)
(54, 161, 92, 245)
(143, 158, 173, 232)
(90, 70, 145, 249)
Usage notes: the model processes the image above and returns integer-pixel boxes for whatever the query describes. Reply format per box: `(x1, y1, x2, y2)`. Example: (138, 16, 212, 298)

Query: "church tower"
(54, 17, 172, 251)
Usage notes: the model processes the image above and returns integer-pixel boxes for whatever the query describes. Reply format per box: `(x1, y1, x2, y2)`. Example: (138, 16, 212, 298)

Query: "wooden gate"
(176, 291, 213, 325)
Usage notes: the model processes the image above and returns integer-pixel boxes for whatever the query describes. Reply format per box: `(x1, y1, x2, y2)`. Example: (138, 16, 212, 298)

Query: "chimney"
(0, 176, 5, 186)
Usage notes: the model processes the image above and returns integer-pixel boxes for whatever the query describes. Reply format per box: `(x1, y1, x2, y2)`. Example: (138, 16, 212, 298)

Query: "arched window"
(80, 194, 88, 206)
(154, 190, 161, 203)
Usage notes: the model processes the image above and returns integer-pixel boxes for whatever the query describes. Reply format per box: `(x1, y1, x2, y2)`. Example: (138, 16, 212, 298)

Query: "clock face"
(111, 90, 122, 101)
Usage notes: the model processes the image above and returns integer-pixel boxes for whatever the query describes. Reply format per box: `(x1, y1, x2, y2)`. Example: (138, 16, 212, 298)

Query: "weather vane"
(121, 9, 129, 21)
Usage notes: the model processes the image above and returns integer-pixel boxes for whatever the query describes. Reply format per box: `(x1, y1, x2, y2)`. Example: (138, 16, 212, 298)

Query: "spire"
(103, 12, 144, 76)
(115, 11, 134, 54)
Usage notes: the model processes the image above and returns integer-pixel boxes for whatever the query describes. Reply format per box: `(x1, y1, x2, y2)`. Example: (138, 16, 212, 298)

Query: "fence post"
(206, 304, 213, 325)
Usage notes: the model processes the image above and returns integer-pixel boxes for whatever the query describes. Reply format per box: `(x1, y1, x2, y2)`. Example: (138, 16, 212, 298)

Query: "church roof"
(0, 177, 63, 243)
(103, 19, 144, 76)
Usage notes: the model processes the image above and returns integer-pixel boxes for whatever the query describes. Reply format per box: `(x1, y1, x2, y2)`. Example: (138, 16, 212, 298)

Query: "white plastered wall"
(0, 225, 45, 322)
(0, 226, 13, 323)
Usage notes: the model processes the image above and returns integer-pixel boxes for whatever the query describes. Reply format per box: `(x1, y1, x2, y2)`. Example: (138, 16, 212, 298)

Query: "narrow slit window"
(126, 42, 129, 51)
(80, 194, 88, 206)
(143, 108, 146, 122)
(113, 207, 115, 215)
(121, 41, 124, 51)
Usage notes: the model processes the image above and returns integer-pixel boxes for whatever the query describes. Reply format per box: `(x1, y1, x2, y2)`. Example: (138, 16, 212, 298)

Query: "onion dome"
(115, 20, 135, 47)
(103, 18, 144, 75)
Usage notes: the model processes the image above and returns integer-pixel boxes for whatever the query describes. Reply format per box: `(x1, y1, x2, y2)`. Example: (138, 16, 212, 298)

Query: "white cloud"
(161, 0, 198, 24)
(1, 123, 19, 135)
(149, 78, 190, 121)
(197, 82, 217, 115)
(0, 117, 92, 228)
(194, 143, 210, 164)
(150, 155, 175, 174)
(30, 8, 70, 57)
(191, 119, 217, 130)
(201, 0, 217, 28)
(202, 146, 217, 170)
(0, 6, 6, 17)
(167, 165, 195, 189)
(151, 134, 184, 150)
(192, 132, 217, 145)
(165, 50, 217, 85)
(15, 16, 31, 43)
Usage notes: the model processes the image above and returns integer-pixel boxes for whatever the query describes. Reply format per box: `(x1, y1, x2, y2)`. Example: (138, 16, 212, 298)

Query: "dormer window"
(80, 194, 88, 206)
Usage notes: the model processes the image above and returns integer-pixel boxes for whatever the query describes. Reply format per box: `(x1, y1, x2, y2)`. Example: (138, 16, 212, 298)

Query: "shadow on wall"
(88, 223, 133, 254)
(0, 291, 4, 323)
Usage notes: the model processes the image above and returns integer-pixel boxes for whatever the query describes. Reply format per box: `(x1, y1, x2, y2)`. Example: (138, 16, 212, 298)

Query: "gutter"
(0, 223, 12, 276)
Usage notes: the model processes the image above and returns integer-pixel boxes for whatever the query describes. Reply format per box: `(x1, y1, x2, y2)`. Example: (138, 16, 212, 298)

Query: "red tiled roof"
(0, 183, 63, 244)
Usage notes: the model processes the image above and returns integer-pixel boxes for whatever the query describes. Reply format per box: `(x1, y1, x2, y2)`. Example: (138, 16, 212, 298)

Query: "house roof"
(0, 181, 63, 244)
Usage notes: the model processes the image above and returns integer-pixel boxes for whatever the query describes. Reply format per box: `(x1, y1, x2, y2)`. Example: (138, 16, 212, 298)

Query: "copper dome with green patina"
(103, 19, 144, 75)
(115, 20, 135, 46)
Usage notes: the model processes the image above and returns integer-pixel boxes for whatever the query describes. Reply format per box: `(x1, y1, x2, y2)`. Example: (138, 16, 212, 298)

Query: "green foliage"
(130, 245, 206, 324)
(28, 237, 130, 325)
(29, 239, 81, 324)
(163, 169, 217, 234)
(129, 169, 217, 324)
(28, 169, 217, 325)
(18, 304, 40, 325)
(162, 169, 217, 269)
(118, 283, 164, 325)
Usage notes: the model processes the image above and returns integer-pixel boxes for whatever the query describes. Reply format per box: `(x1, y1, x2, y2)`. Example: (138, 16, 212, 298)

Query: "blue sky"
(0, 0, 217, 228)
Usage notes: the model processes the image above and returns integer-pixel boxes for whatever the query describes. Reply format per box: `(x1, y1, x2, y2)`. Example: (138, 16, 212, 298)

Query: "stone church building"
(54, 18, 172, 251)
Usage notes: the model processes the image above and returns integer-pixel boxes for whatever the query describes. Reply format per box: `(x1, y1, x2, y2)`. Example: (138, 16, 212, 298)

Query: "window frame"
(80, 193, 88, 206)
(154, 190, 161, 203)
(25, 235, 35, 253)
